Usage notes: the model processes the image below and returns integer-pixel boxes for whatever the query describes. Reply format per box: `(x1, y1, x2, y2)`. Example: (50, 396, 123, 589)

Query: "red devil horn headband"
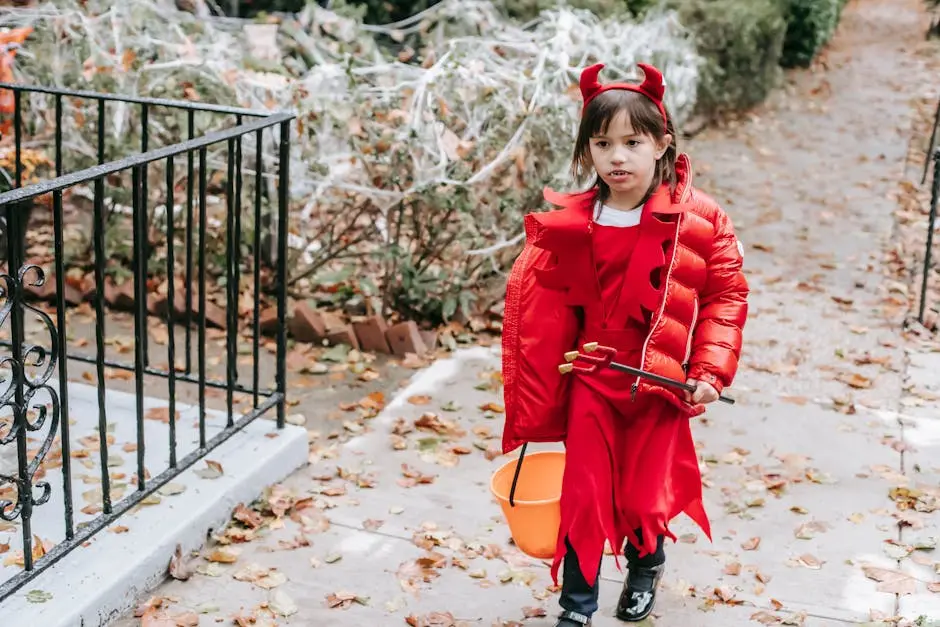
(579, 62, 668, 131)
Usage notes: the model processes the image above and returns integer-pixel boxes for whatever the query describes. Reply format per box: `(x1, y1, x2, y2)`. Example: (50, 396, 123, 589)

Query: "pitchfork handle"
(607, 361, 736, 405)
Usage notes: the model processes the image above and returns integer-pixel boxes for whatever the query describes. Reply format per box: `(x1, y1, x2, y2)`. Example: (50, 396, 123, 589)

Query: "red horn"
(636, 63, 665, 102)
(579, 63, 605, 104)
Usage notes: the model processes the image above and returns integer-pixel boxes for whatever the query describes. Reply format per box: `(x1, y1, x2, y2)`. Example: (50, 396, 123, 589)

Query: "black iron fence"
(919, 97, 940, 326)
(0, 83, 294, 600)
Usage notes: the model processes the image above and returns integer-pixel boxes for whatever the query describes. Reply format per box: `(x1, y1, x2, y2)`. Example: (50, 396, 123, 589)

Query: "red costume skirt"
(548, 338, 711, 588)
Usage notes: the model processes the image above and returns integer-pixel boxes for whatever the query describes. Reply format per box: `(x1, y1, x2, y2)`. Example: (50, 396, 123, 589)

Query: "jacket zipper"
(631, 183, 692, 402)
(683, 297, 699, 367)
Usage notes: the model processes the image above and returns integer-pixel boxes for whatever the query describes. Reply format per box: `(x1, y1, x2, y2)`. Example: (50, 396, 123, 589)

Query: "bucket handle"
(508, 442, 527, 507)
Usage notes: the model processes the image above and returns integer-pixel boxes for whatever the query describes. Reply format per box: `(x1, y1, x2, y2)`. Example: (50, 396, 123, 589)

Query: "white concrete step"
(0, 381, 308, 627)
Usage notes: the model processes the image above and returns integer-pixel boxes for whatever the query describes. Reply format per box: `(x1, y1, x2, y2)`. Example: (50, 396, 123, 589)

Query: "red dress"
(550, 217, 709, 588)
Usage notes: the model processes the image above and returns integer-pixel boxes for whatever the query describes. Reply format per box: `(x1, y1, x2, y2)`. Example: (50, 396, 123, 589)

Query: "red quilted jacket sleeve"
(686, 206, 749, 394)
(500, 233, 580, 454)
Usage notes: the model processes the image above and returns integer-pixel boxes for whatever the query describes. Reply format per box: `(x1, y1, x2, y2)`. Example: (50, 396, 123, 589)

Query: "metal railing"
(0, 83, 294, 600)
(919, 97, 940, 326)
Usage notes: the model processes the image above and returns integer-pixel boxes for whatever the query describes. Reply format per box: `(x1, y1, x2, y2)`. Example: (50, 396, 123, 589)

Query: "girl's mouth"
(608, 170, 631, 180)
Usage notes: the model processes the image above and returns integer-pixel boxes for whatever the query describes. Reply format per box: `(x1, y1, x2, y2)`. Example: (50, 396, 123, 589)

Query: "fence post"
(919, 147, 940, 325)
(276, 120, 290, 430)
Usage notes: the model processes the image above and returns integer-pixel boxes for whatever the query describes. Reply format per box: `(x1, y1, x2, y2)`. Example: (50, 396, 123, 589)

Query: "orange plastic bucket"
(490, 449, 566, 559)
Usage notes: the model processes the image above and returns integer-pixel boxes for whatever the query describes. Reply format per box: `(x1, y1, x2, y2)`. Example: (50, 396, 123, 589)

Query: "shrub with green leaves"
(664, 0, 788, 117)
(779, 0, 845, 68)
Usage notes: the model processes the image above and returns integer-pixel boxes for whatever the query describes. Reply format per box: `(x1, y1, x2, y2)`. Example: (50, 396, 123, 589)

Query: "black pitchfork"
(557, 342, 736, 405)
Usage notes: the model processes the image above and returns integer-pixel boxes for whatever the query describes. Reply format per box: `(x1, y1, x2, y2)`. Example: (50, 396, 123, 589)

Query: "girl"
(500, 62, 749, 626)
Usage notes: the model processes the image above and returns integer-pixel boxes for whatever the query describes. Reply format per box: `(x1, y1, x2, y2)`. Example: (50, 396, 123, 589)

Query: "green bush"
(666, 0, 788, 117)
(779, 0, 845, 68)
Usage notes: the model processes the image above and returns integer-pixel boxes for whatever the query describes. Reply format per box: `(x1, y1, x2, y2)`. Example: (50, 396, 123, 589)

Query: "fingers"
(696, 382, 719, 404)
(685, 378, 697, 403)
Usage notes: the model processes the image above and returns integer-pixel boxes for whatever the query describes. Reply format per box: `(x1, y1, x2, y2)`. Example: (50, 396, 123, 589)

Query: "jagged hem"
(549, 497, 713, 589)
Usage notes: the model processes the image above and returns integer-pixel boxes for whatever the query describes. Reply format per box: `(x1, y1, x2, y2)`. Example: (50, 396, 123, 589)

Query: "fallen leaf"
(170, 612, 199, 627)
(270, 589, 299, 616)
(522, 606, 547, 618)
(750, 610, 784, 625)
(795, 520, 831, 540)
(861, 565, 916, 595)
(158, 483, 186, 497)
(25, 589, 52, 603)
(363, 519, 384, 531)
(326, 590, 369, 609)
(405, 611, 457, 626)
(795, 554, 823, 570)
(145, 407, 178, 424)
(168, 544, 194, 581)
(742, 537, 761, 551)
(195, 460, 223, 480)
(206, 547, 240, 563)
(837, 372, 872, 389)
(233, 563, 287, 589)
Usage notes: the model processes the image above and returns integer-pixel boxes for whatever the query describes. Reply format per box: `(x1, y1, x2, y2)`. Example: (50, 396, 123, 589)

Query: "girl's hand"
(685, 378, 719, 404)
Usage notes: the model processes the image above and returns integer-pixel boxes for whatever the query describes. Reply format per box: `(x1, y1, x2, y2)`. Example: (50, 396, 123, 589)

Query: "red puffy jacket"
(501, 154, 749, 454)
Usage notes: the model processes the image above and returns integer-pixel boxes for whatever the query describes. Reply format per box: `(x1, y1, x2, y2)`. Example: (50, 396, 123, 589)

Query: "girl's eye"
(628, 140, 640, 147)
(595, 141, 609, 148)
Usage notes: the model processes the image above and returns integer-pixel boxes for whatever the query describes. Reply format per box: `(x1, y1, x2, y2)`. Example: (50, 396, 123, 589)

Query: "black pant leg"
(624, 528, 665, 567)
(559, 537, 601, 617)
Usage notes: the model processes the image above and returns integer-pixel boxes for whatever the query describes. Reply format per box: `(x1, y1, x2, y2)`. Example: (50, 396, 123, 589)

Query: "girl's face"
(588, 110, 671, 209)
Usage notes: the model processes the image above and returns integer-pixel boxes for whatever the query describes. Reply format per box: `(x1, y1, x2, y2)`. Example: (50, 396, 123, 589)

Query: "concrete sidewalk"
(111, 344, 939, 626)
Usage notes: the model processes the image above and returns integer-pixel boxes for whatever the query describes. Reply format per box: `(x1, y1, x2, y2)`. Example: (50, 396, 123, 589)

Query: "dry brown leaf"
(326, 590, 369, 610)
(233, 504, 264, 529)
(750, 611, 784, 625)
(712, 586, 743, 605)
(795, 554, 823, 570)
(321, 485, 347, 497)
(206, 547, 239, 563)
(140, 613, 178, 627)
(795, 520, 831, 540)
(837, 372, 872, 389)
(861, 565, 916, 595)
(408, 395, 432, 406)
(145, 407, 178, 424)
(742, 537, 761, 551)
(405, 611, 457, 626)
(168, 544, 194, 581)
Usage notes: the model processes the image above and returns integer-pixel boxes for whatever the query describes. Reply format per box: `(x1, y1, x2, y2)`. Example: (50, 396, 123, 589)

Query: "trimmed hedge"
(665, 0, 788, 116)
(780, 0, 847, 68)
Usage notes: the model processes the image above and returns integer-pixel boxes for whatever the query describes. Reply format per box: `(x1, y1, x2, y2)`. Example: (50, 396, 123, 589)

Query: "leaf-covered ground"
(104, 0, 940, 625)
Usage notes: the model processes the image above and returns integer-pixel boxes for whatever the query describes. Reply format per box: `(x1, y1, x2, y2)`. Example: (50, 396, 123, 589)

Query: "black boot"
(554, 609, 591, 626)
(615, 561, 665, 622)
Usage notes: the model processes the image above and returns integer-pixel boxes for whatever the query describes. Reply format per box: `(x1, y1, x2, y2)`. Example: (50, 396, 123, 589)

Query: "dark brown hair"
(570, 89, 678, 205)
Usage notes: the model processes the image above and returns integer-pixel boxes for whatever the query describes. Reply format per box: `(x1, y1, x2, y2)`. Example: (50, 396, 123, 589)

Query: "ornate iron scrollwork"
(0, 264, 60, 524)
